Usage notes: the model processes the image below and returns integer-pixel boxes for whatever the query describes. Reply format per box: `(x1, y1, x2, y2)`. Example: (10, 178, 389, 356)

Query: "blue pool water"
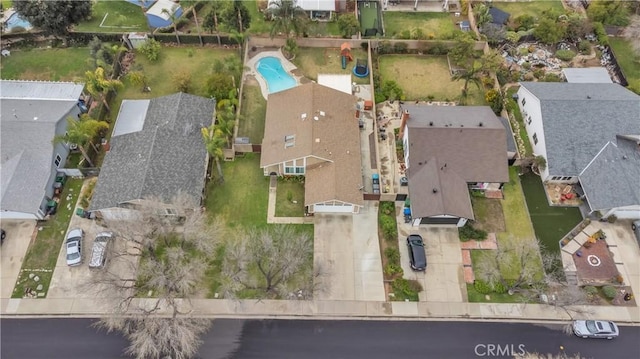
(5, 13, 33, 32)
(256, 56, 297, 94)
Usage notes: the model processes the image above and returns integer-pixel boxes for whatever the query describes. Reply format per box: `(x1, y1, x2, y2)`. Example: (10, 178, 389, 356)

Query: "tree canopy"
(587, 0, 631, 26)
(13, 0, 92, 36)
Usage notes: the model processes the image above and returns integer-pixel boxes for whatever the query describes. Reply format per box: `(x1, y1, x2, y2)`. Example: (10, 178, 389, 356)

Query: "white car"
(65, 228, 83, 266)
(573, 320, 619, 339)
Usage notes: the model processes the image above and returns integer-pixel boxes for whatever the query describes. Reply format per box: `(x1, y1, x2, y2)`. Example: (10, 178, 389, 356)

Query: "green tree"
(127, 69, 148, 92)
(161, 8, 181, 45)
(587, 0, 631, 26)
(87, 37, 122, 76)
(203, 2, 223, 46)
(172, 70, 192, 93)
(452, 61, 483, 104)
(84, 67, 124, 113)
(219, 0, 251, 33)
(513, 14, 535, 31)
(201, 126, 226, 183)
(268, 0, 309, 38)
(229, 30, 247, 59)
(448, 33, 476, 67)
(191, 6, 204, 46)
(13, 0, 91, 37)
(205, 73, 235, 102)
(53, 115, 109, 168)
(474, 4, 493, 28)
(283, 38, 298, 59)
(533, 17, 566, 44)
(337, 13, 360, 38)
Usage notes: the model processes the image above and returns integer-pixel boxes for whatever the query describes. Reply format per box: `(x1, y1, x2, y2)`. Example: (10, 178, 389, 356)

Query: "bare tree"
(220, 225, 320, 299)
(86, 194, 224, 359)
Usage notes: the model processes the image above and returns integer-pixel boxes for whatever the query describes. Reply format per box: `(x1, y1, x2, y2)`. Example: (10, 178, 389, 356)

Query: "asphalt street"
(1, 318, 638, 359)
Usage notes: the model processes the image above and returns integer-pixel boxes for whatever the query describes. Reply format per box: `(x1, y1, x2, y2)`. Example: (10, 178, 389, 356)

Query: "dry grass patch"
(292, 47, 369, 84)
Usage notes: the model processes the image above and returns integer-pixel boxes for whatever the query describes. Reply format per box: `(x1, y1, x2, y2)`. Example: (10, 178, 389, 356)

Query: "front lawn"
(292, 47, 370, 84)
(75, 0, 148, 33)
(0, 48, 92, 81)
(490, 1, 564, 21)
(466, 283, 525, 303)
(383, 12, 457, 40)
(238, 83, 267, 144)
(609, 37, 640, 94)
(520, 172, 583, 254)
(470, 196, 505, 233)
(378, 55, 486, 104)
(12, 178, 84, 298)
(275, 178, 305, 217)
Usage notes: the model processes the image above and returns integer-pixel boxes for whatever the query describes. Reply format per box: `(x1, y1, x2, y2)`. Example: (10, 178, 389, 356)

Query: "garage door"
(420, 217, 460, 225)
(313, 204, 354, 213)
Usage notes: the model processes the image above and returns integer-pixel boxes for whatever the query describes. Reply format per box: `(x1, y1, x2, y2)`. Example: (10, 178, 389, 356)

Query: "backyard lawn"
(378, 55, 486, 104)
(275, 179, 305, 217)
(75, 0, 148, 33)
(470, 196, 505, 233)
(0, 48, 92, 81)
(609, 37, 640, 94)
(383, 12, 457, 40)
(292, 47, 370, 84)
(500, 167, 535, 241)
(246, 0, 271, 35)
(520, 172, 583, 254)
(238, 83, 267, 144)
(12, 178, 84, 298)
(490, 1, 564, 21)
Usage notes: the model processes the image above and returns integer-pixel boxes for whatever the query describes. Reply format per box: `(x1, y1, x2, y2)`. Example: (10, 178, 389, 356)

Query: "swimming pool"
(5, 12, 33, 32)
(256, 56, 297, 94)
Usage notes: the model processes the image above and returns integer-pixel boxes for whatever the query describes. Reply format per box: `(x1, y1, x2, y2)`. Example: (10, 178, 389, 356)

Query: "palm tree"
(161, 7, 181, 45)
(229, 30, 246, 59)
(53, 115, 109, 168)
(191, 6, 203, 46)
(451, 61, 483, 105)
(214, 104, 236, 147)
(268, 0, 309, 39)
(201, 126, 226, 184)
(84, 67, 124, 112)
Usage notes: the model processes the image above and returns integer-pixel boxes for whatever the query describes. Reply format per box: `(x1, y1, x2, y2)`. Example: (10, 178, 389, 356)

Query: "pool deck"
(245, 49, 301, 100)
(2, 9, 16, 23)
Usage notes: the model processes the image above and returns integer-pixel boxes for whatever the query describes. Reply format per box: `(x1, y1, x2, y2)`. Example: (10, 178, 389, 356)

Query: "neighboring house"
(89, 93, 214, 220)
(517, 82, 640, 219)
(260, 82, 364, 214)
(145, 0, 183, 28)
(400, 105, 509, 226)
(0, 80, 85, 220)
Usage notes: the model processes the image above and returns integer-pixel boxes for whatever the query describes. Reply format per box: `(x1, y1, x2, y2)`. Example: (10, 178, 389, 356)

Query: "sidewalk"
(2, 297, 639, 324)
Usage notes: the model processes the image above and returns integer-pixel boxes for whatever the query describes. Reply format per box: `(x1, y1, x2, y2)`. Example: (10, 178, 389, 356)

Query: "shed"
(145, 0, 183, 29)
(562, 68, 613, 83)
(459, 20, 470, 32)
(488, 7, 510, 25)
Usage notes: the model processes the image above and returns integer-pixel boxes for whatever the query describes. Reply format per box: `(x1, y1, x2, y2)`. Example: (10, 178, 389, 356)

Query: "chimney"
(398, 109, 410, 139)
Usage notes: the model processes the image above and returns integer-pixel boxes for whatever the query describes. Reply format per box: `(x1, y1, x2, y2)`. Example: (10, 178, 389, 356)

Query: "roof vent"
(587, 95, 591, 99)
(429, 121, 433, 126)
(479, 122, 483, 127)
(301, 113, 307, 120)
(314, 116, 319, 121)
(319, 110, 325, 117)
(432, 188, 438, 193)
(622, 155, 628, 160)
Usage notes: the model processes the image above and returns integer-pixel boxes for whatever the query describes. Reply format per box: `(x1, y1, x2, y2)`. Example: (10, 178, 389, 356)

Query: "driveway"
(397, 215, 466, 303)
(314, 203, 385, 301)
(0, 220, 37, 298)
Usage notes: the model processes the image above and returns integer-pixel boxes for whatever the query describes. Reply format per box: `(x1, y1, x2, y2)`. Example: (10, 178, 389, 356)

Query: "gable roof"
(1, 80, 84, 215)
(90, 93, 214, 211)
(580, 136, 640, 211)
(498, 116, 517, 153)
(261, 82, 363, 207)
(562, 67, 612, 83)
(519, 82, 640, 176)
(488, 7, 510, 25)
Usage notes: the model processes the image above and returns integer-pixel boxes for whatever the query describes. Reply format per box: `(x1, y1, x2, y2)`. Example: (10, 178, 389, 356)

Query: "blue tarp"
(489, 7, 510, 25)
(125, 0, 156, 9)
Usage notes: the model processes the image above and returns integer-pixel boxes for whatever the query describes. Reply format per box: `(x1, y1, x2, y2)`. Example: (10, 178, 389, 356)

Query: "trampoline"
(353, 59, 369, 78)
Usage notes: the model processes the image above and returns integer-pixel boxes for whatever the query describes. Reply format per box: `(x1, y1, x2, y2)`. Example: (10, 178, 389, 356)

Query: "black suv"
(407, 234, 427, 271)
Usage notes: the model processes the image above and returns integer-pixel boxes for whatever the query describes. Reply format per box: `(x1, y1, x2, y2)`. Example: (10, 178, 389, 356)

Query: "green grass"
(609, 37, 640, 94)
(275, 179, 305, 217)
(470, 196, 505, 233)
(359, 1, 380, 35)
(506, 86, 533, 157)
(378, 55, 486, 104)
(247, 0, 271, 35)
(306, 20, 342, 37)
(500, 167, 535, 241)
(383, 12, 457, 40)
(0, 47, 92, 81)
(292, 47, 370, 84)
(490, 1, 564, 21)
(520, 172, 583, 254)
(12, 178, 84, 299)
(204, 153, 270, 230)
(238, 84, 266, 144)
(75, 0, 149, 33)
(466, 283, 525, 303)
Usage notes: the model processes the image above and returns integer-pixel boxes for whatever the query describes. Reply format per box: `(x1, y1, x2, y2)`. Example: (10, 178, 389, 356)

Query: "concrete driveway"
(397, 217, 466, 303)
(314, 203, 385, 301)
(0, 220, 37, 298)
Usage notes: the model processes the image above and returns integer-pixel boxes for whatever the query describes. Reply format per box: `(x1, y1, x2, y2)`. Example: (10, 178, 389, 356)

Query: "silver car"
(573, 320, 619, 339)
(65, 228, 83, 266)
(89, 232, 113, 269)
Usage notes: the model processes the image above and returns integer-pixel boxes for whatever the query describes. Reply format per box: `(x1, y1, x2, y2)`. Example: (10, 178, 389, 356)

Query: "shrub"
(380, 80, 405, 101)
(427, 42, 448, 55)
(172, 70, 192, 93)
(459, 222, 488, 241)
(377, 41, 393, 54)
(380, 201, 395, 215)
(555, 49, 576, 61)
(391, 278, 421, 301)
(592, 22, 609, 46)
(522, 62, 531, 70)
(380, 216, 397, 241)
(493, 281, 507, 294)
(583, 285, 598, 296)
(385, 247, 400, 263)
(542, 73, 562, 82)
(614, 274, 624, 284)
(602, 285, 617, 299)
(606, 215, 617, 223)
(474, 280, 492, 294)
(384, 263, 403, 277)
(485, 89, 503, 115)
(533, 68, 546, 79)
(578, 40, 591, 54)
(138, 39, 162, 62)
(393, 42, 408, 53)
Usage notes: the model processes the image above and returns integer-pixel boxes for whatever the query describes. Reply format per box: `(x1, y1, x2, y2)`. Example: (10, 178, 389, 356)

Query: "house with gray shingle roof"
(1, 80, 85, 220)
(517, 82, 640, 219)
(400, 105, 509, 227)
(89, 93, 214, 219)
(260, 82, 364, 214)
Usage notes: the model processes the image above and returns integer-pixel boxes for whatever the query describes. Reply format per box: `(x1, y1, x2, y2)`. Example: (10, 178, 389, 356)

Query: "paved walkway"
(460, 234, 499, 284)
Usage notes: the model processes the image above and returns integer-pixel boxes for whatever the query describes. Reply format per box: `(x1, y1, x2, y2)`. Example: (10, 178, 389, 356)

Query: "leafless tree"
(220, 225, 321, 299)
(86, 194, 224, 359)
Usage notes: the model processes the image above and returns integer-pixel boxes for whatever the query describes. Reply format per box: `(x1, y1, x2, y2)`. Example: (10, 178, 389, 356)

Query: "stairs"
(566, 271, 579, 286)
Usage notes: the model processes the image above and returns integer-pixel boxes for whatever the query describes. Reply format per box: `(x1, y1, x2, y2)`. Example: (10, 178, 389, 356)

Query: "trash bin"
(76, 208, 84, 217)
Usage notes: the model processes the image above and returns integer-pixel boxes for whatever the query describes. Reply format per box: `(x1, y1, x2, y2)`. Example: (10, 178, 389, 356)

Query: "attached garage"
(310, 201, 359, 214)
(419, 216, 460, 225)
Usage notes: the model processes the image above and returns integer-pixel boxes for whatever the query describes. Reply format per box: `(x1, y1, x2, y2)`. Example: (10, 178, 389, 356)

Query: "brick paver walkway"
(460, 234, 498, 283)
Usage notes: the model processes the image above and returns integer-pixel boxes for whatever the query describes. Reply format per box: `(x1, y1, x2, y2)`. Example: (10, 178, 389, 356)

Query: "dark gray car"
(632, 220, 640, 246)
(407, 234, 427, 271)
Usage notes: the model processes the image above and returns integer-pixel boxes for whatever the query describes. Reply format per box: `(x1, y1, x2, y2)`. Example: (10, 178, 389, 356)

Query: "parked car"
(632, 220, 640, 245)
(406, 234, 427, 271)
(89, 232, 113, 269)
(1, 229, 5, 245)
(573, 320, 619, 339)
(65, 228, 83, 266)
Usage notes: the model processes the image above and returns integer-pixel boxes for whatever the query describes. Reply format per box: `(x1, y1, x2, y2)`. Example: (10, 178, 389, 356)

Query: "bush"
(578, 40, 591, 54)
(138, 39, 161, 62)
(533, 68, 546, 79)
(427, 42, 448, 55)
(602, 285, 617, 299)
(606, 215, 617, 223)
(380, 80, 405, 101)
(493, 281, 508, 294)
(380, 215, 397, 241)
(592, 22, 609, 46)
(384, 263, 403, 277)
(393, 42, 408, 53)
(583, 285, 598, 296)
(392, 278, 421, 301)
(385, 247, 400, 263)
(555, 49, 576, 61)
(543, 73, 562, 82)
(485, 89, 503, 115)
(615, 274, 624, 284)
(459, 222, 488, 241)
(377, 41, 393, 54)
(380, 201, 395, 215)
(474, 280, 492, 294)
(172, 70, 192, 93)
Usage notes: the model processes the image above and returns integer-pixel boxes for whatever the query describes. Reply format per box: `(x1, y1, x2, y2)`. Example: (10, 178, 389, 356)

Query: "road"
(1, 318, 638, 359)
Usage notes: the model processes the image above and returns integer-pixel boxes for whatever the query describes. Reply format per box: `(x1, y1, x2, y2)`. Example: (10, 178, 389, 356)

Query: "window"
(533, 133, 538, 145)
(527, 115, 532, 125)
(552, 176, 560, 180)
(521, 98, 526, 106)
(54, 154, 62, 168)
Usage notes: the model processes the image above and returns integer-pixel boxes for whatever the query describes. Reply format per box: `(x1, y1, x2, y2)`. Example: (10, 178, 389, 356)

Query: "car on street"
(573, 320, 619, 339)
(1, 229, 5, 245)
(632, 220, 640, 245)
(89, 232, 113, 269)
(65, 228, 83, 266)
(406, 234, 426, 271)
